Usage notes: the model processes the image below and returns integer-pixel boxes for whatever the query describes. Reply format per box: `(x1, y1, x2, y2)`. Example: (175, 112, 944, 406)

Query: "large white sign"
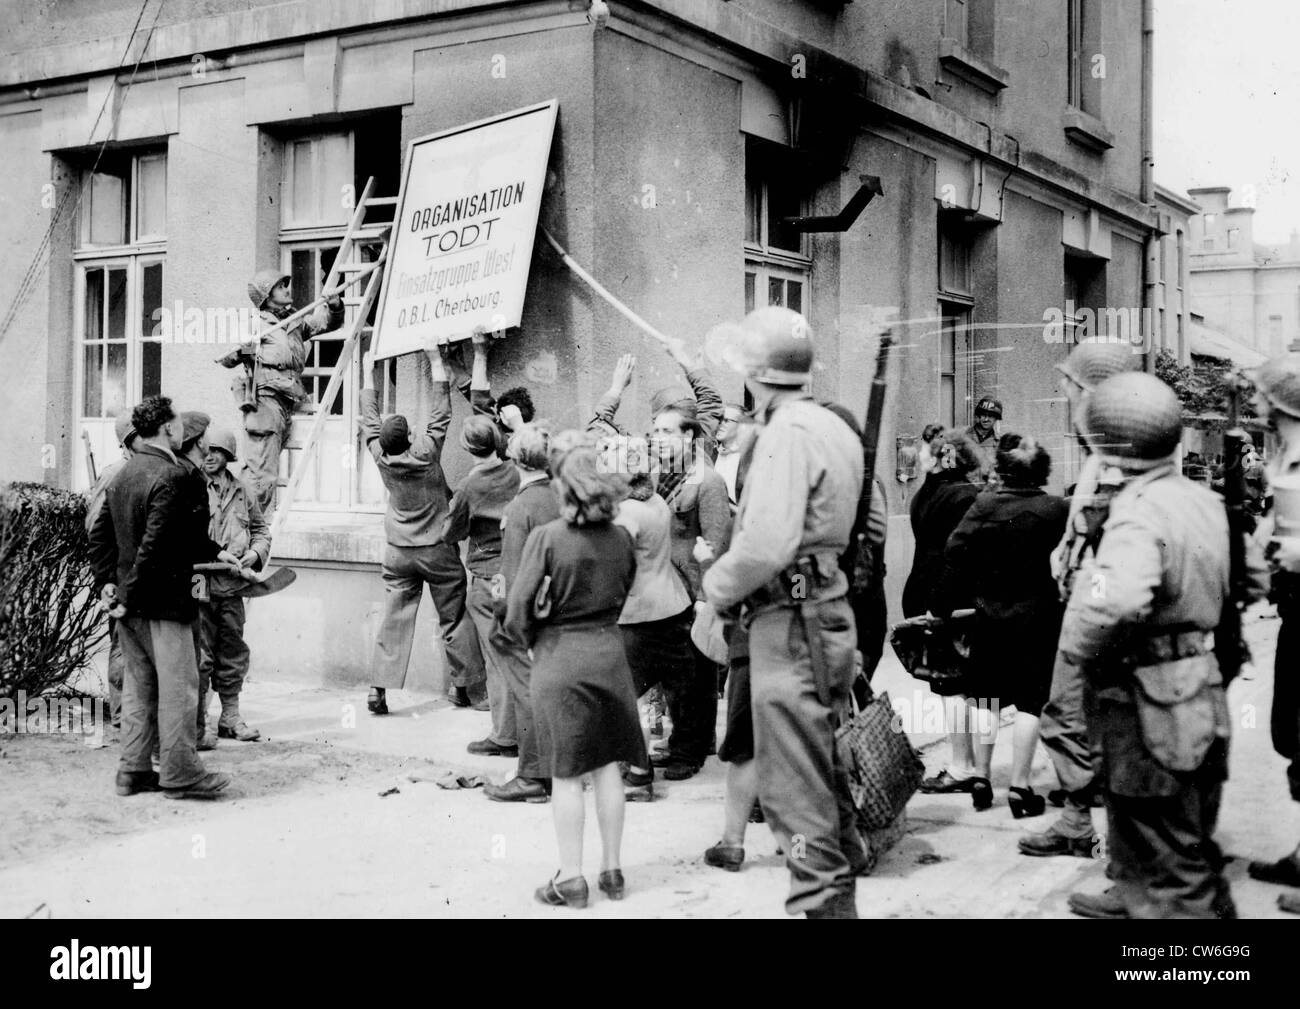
(371, 100, 557, 359)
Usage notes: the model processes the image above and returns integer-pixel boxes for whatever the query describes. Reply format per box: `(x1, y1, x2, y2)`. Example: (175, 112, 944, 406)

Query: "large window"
(938, 215, 975, 429)
(744, 139, 811, 315)
(1067, 0, 1099, 114)
(742, 137, 812, 411)
(274, 115, 400, 511)
(73, 148, 167, 490)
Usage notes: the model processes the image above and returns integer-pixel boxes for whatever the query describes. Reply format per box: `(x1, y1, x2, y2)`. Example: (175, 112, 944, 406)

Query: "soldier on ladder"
(219, 269, 345, 515)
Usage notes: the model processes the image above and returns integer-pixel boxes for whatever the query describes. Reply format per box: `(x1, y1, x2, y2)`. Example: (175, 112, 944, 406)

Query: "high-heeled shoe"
(534, 872, 589, 908)
(598, 869, 625, 900)
(1008, 786, 1046, 819)
(970, 777, 993, 811)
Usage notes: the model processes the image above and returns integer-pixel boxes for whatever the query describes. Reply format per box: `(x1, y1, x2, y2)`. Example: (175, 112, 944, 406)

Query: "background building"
(0, 0, 1156, 682)
(1188, 184, 1300, 361)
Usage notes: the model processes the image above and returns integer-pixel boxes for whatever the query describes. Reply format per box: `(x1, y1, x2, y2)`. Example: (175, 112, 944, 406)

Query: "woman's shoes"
(367, 688, 388, 715)
(1008, 786, 1046, 819)
(534, 873, 589, 909)
(598, 869, 625, 900)
(970, 777, 993, 811)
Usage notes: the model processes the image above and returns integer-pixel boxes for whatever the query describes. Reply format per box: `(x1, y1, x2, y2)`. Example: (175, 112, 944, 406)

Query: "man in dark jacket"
(89, 395, 235, 800)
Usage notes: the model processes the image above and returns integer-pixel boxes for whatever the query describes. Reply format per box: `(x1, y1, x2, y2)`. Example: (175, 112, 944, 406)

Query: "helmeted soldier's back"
(752, 398, 863, 556)
(1106, 469, 1229, 630)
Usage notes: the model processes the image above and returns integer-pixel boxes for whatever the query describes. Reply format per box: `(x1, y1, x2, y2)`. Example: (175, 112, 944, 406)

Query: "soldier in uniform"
(1060, 373, 1236, 919)
(1021, 338, 1137, 858)
(1245, 354, 1300, 914)
(219, 269, 344, 514)
(700, 306, 865, 919)
(963, 396, 1002, 483)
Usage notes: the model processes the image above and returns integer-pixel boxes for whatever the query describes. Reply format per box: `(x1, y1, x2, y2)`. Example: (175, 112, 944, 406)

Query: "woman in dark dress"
(934, 434, 1069, 816)
(503, 434, 646, 908)
(903, 431, 986, 796)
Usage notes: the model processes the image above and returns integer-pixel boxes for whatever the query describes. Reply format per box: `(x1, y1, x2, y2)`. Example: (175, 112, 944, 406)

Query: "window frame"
(275, 126, 394, 514)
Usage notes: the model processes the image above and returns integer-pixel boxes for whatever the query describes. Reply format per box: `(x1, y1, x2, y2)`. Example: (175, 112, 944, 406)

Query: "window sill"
(1062, 108, 1114, 153)
(938, 38, 1009, 95)
(270, 510, 388, 566)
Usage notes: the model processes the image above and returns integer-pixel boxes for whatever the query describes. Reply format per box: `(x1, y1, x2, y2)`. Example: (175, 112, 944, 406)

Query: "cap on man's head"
(974, 397, 1003, 419)
(180, 411, 212, 449)
(379, 415, 411, 456)
(113, 413, 137, 449)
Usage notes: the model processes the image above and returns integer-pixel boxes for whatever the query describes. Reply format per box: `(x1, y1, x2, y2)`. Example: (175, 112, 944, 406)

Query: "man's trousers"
(1273, 584, 1300, 802)
(369, 542, 486, 694)
(749, 598, 860, 916)
(466, 573, 515, 746)
(116, 617, 208, 789)
(662, 640, 721, 765)
(1098, 690, 1231, 919)
(198, 595, 250, 732)
(242, 395, 292, 516)
(495, 637, 548, 783)
(107, 618, 124, 729)
(1040, 650, 1100, 833)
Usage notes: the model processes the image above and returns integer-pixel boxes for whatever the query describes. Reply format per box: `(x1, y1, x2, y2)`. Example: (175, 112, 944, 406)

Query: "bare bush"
(0, 482, 107, 699)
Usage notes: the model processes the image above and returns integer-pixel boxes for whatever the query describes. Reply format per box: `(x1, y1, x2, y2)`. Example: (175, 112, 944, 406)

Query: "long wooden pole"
(540, 227, 675, 349)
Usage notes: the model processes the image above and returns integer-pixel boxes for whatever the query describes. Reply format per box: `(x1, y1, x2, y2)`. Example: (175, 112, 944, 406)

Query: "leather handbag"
(835, 676, 924, 831)
(889, 609, 976, 694)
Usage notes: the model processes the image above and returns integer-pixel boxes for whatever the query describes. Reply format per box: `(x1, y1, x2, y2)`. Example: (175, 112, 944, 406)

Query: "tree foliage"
(1153, 349, 1255, 429)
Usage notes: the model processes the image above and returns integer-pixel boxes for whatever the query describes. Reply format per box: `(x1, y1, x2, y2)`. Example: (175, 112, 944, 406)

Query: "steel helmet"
(113, 413, 137, 449)
(1251, 353, 1300, 420)
(1056, 338, 1140, 391)
(248, 269, 291, 310)
(729, 306, 814, 387)
(1082, 372, 1183, 470)
(207, 426, 238, 460)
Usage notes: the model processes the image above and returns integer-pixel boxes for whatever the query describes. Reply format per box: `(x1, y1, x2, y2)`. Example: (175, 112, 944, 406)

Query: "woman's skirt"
(531, 619, 649, 779)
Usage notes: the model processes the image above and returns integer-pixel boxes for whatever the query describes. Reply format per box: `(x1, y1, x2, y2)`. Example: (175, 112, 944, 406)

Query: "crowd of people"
(83, 262, 1300, 919)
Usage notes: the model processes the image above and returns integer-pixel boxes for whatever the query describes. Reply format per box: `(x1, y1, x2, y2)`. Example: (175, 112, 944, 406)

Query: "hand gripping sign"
(371, 100, 558, 359)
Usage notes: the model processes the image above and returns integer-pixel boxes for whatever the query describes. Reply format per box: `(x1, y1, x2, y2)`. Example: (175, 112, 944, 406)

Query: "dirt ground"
(1, 611, 1296, 919)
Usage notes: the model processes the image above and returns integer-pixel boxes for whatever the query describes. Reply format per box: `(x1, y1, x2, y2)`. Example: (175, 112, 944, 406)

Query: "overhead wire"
(0, 0, 165, 344)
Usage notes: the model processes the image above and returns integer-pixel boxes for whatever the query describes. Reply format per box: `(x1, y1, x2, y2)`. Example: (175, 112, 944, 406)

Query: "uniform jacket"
(1058, 464, 1229, 665)
(89, 443, 222, 622)
(219, 302, 344, 409)
(703, 393, 863, 610)
(359, 379, 452, 548)
(205, 465, 271, 597)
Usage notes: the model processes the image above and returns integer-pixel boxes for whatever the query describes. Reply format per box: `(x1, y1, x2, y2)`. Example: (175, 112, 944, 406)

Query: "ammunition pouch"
(1131, 633, 1230, 772)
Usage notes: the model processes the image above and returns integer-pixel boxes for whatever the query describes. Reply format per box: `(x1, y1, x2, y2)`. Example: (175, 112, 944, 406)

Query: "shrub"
(0, 482, 107, 699)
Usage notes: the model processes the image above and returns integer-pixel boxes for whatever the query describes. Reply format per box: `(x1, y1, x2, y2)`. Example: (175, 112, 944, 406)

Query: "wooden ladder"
(268, 177, 394, 543)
